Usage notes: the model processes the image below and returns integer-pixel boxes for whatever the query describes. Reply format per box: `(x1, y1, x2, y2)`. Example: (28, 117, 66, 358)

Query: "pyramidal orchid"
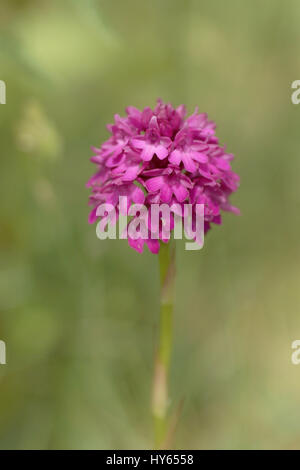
(86, 99, 240, 448)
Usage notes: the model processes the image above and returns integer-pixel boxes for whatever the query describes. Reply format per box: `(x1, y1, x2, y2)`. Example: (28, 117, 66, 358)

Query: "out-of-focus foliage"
(0, 0, 300, 449)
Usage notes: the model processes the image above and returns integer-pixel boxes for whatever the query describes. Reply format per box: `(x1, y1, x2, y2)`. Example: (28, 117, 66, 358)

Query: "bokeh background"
(1, 0, 300, 450)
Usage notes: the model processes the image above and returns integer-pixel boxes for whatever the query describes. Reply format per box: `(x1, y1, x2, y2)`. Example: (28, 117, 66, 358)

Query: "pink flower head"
(87, 99, 240, 253)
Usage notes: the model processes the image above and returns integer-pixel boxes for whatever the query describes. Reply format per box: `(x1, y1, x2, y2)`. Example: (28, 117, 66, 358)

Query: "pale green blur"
(0, 0, 300, 449)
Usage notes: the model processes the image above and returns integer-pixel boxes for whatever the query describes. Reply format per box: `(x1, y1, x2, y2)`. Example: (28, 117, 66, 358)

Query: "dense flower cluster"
(87, 99, 240, 253)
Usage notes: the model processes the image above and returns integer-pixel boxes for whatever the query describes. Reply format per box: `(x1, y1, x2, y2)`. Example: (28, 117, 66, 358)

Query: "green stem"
(152, 241, 176, 449)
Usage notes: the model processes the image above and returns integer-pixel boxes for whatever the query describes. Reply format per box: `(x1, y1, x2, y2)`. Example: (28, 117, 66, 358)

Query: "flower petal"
(173, 183, 189, 202)
(141, 145, 155, 161)
(191, 151, 208, 163)
(160, 183, 172, 203)
(155, 144, 169, 160)
(122, 164, 141, 181)
(131, 185, 145, 204)
(182, 154, 197, 172)
(131, 138, 146, 150)
(145, 176, 165, 193)
(169, 149, 182, 166)
(146, 238, 160, 254)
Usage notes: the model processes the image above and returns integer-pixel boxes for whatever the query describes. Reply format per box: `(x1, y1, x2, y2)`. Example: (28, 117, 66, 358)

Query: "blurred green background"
(1, 0, 300, 450)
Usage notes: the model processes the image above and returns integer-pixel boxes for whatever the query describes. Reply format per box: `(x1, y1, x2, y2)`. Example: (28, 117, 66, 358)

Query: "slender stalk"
(152, 241, 176, 449)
